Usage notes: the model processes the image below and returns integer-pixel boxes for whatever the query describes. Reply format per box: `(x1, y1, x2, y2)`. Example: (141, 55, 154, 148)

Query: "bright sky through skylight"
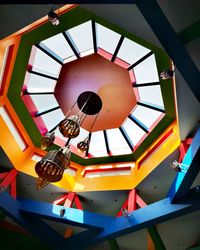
(122, 118, 146, 147)
(138, 85, 164, 108)
(117, 38, 150, 67)
(96, 23, 121, 54)
(106, 128, 132, 155)
(25, 73, 57, 93)
(66, 21, 94, 57)
(134, 54, 159, 83)
(30, 95, 59, 113)
(30, 46, 61, 78)
(40, 109, 65, 131)
(89, 131, 108, 157)
(131, 105, 162, 129)
(40, 33, 76, 63)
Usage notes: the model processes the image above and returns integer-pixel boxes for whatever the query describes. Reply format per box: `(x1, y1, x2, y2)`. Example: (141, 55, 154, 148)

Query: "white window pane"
(41, 109, 65, 131)
(106, 128, 132, 156)
(117, 38, 150, 66)
(134, 54, 159, 83)
(122, 118, 146, 146)
(30, 46, 61, 78)
(138, 85, 164, 108)
(85, 169, 131, 178)
(0, 107, 26, 151)
(40, 33, 76, 63)
(131, 105, 162, 129)
(30, 95, 59, 113)
(66, 21, 94, 57)
(31, 154, 42, 162)
(70, 127, 89, 147)
(0, 46, 9, 91)
(96, 23, 121, 54)
(89, 131, 108, 157)
(25, 73, 56, 93)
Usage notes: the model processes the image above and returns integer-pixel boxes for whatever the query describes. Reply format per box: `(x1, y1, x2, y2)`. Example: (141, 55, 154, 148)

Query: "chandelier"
(35, 91, 102, 189)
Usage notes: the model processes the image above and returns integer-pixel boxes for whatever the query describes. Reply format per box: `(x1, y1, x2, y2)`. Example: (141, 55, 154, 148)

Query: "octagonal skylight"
(22, 20, 166, 158)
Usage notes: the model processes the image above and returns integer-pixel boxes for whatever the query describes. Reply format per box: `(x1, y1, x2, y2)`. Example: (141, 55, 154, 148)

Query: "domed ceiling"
(9, 8, 176, 165)
(0, 5, 178, 191)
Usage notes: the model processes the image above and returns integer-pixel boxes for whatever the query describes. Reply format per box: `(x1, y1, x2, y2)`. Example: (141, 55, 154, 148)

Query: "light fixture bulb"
(48, 9, 60, 26)
(77, 137, 89, 152)
(35, 146, 71, 189)
(59, 115, 80, 138)
(41, 132, 55, 150)
(160, 69, 174, 80)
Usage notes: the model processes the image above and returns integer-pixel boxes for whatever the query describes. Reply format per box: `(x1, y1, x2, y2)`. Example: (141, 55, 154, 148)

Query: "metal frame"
(1, 126, 199, 249)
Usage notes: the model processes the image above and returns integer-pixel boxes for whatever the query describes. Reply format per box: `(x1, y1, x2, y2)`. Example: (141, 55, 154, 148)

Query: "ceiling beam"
(19, 197, 113, 230)
(168, 127, 200, 202)
(90, 191, 200, 245)
(135, 0, 200, 102)
(147, 226, 166, 250)
(0, 192, 65, 250)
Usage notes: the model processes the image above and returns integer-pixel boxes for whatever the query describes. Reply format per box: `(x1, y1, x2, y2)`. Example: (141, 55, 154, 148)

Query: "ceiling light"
(48, 8, 60, 26)
(35, 145, 71, 189)
(160, 69, 174, 80)
(41, 132, 55, 150)
(35, 91, 102, 189)
(169, 160, 188, 173)
(77, 136, 89, 152)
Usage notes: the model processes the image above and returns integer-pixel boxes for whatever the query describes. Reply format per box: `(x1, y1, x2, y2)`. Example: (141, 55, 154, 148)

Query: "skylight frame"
(20, 18, 170, 162)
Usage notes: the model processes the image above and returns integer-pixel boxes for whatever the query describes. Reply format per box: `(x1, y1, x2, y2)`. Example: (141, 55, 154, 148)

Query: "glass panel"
(134, 54, 159, 83)
(117, 38, 150, 66)
(41, 109, 65, 131)
(30, 46, 61, 78)
(122, 118, 146, 146)
(85, 169, 131, 178)
(106, 128, 132, 155)
(25, 72, 56, 93)
(138, 85, 164, 108)
(30, 94, 59, 113)
(40, 33, 76, 63)
(0, 107, 26, 151)
(96, 23, 121, 55)
(89, 131, 108, 157)
(66, 21, 94, 57)
(31, 154, 42, 162)
(131, 105, 162, 129)
(0, 46, 9, 91)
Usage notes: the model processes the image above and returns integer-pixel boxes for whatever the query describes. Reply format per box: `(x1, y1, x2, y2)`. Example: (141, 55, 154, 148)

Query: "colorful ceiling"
(0, 5, 180, 191)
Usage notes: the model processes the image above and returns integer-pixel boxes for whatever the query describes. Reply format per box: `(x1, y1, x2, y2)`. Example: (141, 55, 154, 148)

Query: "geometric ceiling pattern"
(0, 3, 200, 250)
(22, 20, 165, 159)
(8, 7, 176, 165)
(0, 5, 179, 192)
